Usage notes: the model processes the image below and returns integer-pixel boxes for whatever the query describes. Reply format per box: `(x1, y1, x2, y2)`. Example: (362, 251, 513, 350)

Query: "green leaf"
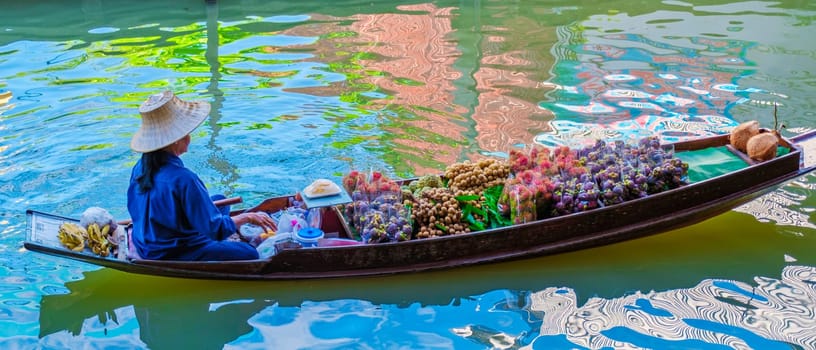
(465, 214, 486, 231)
(480, 185, 511, 228)
(455, 194, 480, 201)
(461, 204, 473, 218)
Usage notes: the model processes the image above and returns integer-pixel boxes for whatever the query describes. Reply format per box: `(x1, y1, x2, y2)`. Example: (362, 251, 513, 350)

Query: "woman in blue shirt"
(127, 91, 276, 261)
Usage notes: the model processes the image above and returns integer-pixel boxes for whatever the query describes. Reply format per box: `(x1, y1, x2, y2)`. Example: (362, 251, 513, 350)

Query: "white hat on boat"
(130, 90, 211, 153)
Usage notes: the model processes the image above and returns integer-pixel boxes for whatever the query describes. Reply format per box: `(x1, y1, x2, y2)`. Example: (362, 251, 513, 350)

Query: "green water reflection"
(1, 0, 816, 348)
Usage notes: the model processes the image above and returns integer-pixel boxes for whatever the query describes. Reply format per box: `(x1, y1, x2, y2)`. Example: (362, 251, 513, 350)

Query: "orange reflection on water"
(282, 3, 559, 174)
(470, 14, 557, 152)
(352, 5, 465, 112)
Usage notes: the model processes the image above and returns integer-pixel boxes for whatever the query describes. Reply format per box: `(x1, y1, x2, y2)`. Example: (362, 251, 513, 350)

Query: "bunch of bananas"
(57, 222, 88, 252)
(87, 223, 113, 257)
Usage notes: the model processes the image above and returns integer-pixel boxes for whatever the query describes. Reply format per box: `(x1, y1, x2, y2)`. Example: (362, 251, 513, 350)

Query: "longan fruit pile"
(411, 187, 469, 238)
(444, 159, 510, 194)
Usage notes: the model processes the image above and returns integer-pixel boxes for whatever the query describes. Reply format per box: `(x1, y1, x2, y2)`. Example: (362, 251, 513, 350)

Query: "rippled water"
(2, 1, 816, 349)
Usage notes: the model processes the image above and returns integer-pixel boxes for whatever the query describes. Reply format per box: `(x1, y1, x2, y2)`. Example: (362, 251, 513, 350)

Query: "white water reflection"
(34, 305, 145, 350)
(527, 265, 816, 349)
(734, 174, 816, 234)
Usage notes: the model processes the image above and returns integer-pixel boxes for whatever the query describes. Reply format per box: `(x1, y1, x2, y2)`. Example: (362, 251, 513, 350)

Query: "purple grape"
(386, 223, 398, 235)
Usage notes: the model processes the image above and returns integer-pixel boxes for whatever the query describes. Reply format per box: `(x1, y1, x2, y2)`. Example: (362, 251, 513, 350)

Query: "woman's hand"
(234, 211, 277, 235)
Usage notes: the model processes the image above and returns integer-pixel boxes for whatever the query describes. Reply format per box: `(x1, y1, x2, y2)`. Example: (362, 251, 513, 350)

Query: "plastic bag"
(306, 208, 322, 229)
(277, 207, 308, 234)
(255, 234, 278, 258)
(359, 191, 410, 243)
(502, 183, 536, 224)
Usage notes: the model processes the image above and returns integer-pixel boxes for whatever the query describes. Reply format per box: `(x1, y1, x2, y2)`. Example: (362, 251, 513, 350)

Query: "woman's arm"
(180, 172, 277, 241)
(232, 212, 277, 233)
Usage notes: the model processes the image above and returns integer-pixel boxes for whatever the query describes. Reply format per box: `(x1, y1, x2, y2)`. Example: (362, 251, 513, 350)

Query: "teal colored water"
(2, 0, 816, 349)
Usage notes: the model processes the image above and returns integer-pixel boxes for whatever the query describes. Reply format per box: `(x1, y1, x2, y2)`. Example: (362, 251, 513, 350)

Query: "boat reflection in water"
(37, 265, 816, 349)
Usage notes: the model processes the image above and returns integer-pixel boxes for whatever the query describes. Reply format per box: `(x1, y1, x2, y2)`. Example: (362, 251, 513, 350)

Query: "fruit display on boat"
(341, 170, 412, 243)
(730, 120, 760, 153)
(86, 223, 113, 257)
(57, 207, 121, 257)
(499, 136, 689, 218)
(358, 192, 412, 243)
(58, 221, 117, 257)
(401, 174, 443, 203)
(501, 183, 537, 224)
(410, 187, 468, 238)
(729, 106, 789, 162)
(57, 222, 88, 252)
(335, 130, 815, 243)
(746, 132, 779, 161)
(444, 159, 510, 194)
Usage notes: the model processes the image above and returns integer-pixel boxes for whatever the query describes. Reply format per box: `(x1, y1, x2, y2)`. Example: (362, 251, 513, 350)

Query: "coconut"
(729, 120, 760, 153)
(746, 132, 779, 162)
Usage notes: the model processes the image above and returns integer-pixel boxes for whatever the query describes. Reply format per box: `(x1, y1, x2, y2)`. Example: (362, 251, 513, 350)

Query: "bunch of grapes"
(502, 136, 690, 219)
(445, 159, 511, 194)
(553, 136, 689, 215)
(411, 187, 468, 238)
(549, 174, 602, 216)
(359, 210, 413, 243)
(358, 193, 412, 244)
(340, 169, 411, 243)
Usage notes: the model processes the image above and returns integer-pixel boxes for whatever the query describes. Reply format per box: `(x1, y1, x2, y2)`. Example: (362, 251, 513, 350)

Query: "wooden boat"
(24, 131, 816, 280)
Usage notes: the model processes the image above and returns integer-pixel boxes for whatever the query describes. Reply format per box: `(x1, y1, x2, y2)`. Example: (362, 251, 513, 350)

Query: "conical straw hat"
(130, 91, 211, 153)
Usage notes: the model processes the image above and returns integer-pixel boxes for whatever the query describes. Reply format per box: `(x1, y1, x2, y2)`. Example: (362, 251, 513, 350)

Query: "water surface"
(1, 0, 815, 349)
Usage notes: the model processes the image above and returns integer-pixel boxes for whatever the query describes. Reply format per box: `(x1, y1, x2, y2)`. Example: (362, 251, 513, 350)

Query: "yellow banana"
(97, 244, 110, 257)
(71, 242, 85, 252)
(87, 223, 98, 241)
(85, 223, 113, 257)
(58, 222, 88, 252)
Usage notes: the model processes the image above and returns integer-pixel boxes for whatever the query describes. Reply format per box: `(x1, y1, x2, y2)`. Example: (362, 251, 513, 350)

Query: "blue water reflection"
(29, 264, 816, 348)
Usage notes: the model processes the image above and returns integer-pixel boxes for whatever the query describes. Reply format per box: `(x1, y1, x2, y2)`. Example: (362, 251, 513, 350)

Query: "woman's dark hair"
(136, 151, 170, 192)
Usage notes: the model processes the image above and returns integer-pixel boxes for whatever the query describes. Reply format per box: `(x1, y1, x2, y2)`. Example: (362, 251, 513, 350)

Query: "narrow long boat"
(24, 131, 816, 280)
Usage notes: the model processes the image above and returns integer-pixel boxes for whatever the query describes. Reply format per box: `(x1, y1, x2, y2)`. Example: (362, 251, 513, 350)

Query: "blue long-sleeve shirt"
(127, 154, 237, 260)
